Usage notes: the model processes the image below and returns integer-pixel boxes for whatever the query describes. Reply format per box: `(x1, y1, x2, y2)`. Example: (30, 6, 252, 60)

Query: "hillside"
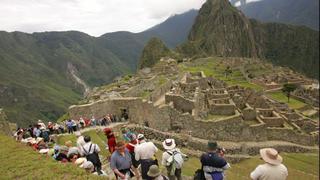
(0, 31, 130, 126)
(180, 0, 319, 79)
(0, 10, 198, 126)
(238, 0, 319, 30)
(138, 38, 171, 69)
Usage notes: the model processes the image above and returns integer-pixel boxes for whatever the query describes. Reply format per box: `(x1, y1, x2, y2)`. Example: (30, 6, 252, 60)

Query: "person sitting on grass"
(53, 145, 69, 163)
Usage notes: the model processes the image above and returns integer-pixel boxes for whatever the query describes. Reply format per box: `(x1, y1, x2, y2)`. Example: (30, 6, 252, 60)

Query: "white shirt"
(81, 142, 101, 155)
(161, 148, 183, 166)
(135, 141, 158, 161)
(250, 163, 288, 180)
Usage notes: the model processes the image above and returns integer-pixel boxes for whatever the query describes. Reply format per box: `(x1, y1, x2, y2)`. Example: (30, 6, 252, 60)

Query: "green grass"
(0, 134, 104, 179)
(180, 58, 263, 91)
(267, 91, 307, 109)
(56, 130, 319, 179)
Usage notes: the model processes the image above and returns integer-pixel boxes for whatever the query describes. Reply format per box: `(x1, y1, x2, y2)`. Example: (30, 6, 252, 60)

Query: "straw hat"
(82, 161, 94, 169)
(162, 139, 176, 150)
(75, 157, 86, 165)
(75, 131, 81, 137)
(147, 165, 161, 177)
(260, 148, 283, 165)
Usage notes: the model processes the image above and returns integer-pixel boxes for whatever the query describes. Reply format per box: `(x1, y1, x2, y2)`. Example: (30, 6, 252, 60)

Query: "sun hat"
(147, 165, 161, 177)
(39, 126, 45, 130)
(82, 161, 94, 169)
(162, 139, 176, 150)
(260, 148, 283, 165)
(47, 149, 55, 156)
(75, 157, 86, 165)
(65, 140, 73, 147)
(137, 134, 144, 140)
(208, 141, 218, 150)
(36, 138, 44, 144)
(59, 146, 69, 152)
(39, 149, 49, 154)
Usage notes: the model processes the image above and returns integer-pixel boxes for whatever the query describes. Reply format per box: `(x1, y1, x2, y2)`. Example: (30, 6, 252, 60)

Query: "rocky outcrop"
(180, 0, 319, 79)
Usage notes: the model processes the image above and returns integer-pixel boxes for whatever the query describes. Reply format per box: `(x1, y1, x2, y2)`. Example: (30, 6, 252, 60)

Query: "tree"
(282, 83, 297, 103)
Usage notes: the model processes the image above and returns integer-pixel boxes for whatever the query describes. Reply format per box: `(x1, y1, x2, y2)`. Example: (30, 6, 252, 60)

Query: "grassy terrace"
(59, 130, 319, 179)
(0, 134, 103, 180)
(1, 130, 318, 179)
(266, 91, 307, 109)
(180, 57, 263, 91)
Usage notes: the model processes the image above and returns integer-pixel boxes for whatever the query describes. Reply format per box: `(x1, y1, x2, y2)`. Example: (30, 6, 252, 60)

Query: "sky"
(0, 0, 206, 37)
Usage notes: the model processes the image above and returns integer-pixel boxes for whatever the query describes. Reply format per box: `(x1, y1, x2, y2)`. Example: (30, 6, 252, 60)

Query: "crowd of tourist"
(13, 117, 288, 180)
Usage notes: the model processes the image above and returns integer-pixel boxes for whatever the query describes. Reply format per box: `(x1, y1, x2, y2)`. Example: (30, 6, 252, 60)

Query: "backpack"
(194, 169, 205, 180)
(166, 150, 184, 175)
(82, 144, 102, 168)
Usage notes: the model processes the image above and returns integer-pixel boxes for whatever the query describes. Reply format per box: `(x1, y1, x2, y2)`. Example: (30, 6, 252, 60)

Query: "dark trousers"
(140, 159, 157, 180)
(166, 167, 182, 180)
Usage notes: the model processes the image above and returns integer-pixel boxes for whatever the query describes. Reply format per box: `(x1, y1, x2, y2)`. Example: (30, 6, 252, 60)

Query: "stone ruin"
(68, 64, 319, 158)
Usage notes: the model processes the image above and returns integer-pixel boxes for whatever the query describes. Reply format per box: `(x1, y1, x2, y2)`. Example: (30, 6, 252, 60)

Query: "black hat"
(208, 141, 218, 150)
(84, 136, 91, 143)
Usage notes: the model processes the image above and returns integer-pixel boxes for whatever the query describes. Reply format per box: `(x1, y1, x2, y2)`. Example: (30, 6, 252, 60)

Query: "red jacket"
(126, 139, 138, 153)
(107, 134, 116, 153)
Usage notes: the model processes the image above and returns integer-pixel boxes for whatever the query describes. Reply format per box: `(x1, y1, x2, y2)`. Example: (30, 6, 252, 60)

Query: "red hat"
(103, 128, 112, 134)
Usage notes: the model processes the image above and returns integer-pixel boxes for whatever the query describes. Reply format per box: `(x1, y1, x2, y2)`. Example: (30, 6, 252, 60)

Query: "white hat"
(36, 138, 44, 144)
(40, 127, 45, 130)
(39, 149, 49, 154)
(137, 134, 144, 140)
(82, 161, 94, 169)
(75, 157, 86, 165)
(260, 148, 283, 165)
(162, 139, 176, 150)
(75, 131, 81, 137)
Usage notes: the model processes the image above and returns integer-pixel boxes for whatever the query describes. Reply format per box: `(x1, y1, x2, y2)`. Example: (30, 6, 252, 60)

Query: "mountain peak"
(186, 0, 259, 58)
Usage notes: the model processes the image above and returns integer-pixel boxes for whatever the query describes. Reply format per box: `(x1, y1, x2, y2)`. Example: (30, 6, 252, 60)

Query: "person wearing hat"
(161, 139, 187, 180)
(200, 141, 230, 180)
(82, 161, 95, 174)
(104, 128, 117, 154)
(75, 131, 85, 155)
(53, 145, 69, 162)
(147, 165, 168, 180)
(250, 148, 288, 180)
(135, 134, 158, 180)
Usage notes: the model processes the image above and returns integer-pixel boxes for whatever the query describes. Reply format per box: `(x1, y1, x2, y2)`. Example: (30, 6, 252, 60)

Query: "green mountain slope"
(138, 38, 171, 69)
(181, 0, 319, 79)
(237, 0, 319, 30)
(0, 31, 130, 126)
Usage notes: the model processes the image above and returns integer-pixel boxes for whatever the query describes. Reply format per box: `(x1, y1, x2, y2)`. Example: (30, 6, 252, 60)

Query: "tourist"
(200, 141, 230, 180)
(82, 161, 95, 174)
(125, 133, 140, 178)
(135, 134, 158, 180)
(75, 131, 85, 155)
(100, 115, 107, 126)
(66, 119, 74, 134)
(111, 141, 135, 179)
(104, 128, 117, 154)
(250, 148, 288, 180)
(33, 125, 41, 138)
(147, 165, 168, 180)
(71, 119, 78, 132)
(91, 116, 96, 127)
(37, 120, 46, 129)
(47, 122, 54, 134)
(161, 139, 187, 180)
(81, 135, 103, 175)
(79, 116, 85, 129)
(54, 145, 69, 162)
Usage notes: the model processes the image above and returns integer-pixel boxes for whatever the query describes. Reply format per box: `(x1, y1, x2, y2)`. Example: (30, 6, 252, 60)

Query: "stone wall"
(165, 93, 195, 114)
(150, 79, 173, 102)
(242, 104, 257, 121)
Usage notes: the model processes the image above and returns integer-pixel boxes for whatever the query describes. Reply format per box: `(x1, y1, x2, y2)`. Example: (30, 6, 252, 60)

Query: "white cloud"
(0, 0, 205, 36)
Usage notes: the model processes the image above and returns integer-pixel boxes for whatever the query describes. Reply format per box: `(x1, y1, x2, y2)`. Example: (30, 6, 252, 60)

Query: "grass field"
(2, 130, 318, 180)
(266, 91, 307, 109)
(57, 130, 319, 180)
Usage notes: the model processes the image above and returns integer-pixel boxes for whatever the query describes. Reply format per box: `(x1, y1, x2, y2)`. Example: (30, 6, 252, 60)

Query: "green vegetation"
(181, 58, 263, 91)
(282, 83, 298, 102)
(138, 38, 171, 69)
(0, 134, 103, 179)
(267, 91, 306, 109)
(55, 130, 319, 179)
